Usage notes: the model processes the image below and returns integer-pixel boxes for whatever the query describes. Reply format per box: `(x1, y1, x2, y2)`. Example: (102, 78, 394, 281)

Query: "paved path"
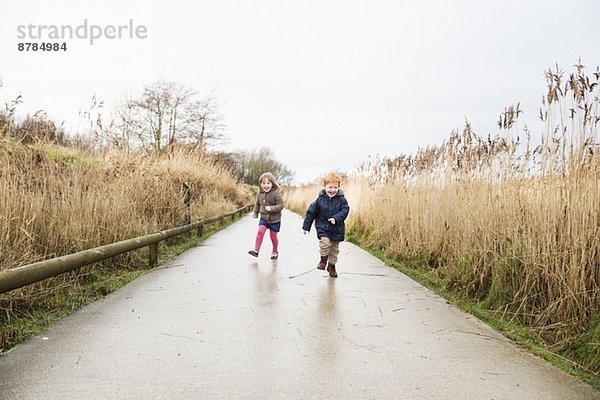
(0, 210, 597, 399)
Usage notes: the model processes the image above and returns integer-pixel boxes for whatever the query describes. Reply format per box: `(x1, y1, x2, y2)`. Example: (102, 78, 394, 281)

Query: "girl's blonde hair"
(259, 172, 281, 191)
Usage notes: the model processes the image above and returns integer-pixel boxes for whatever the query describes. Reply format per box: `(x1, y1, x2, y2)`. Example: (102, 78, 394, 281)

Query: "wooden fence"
(0, 205, 252, 294)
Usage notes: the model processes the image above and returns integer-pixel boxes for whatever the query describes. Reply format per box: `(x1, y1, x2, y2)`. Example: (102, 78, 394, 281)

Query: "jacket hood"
(319, 188, 345, 197)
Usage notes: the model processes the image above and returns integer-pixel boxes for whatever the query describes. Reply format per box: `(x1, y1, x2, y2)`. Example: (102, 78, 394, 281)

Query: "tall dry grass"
(0, 141, 251, 273)
(285, 62, 600, 371)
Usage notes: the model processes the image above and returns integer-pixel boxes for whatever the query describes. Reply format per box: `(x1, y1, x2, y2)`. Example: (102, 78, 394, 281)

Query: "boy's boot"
(317, 256, 328, 270)
(327, 263, 338, 278)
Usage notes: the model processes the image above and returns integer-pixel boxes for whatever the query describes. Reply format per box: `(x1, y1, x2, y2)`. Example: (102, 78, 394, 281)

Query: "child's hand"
(328, 218, 336, 225)
(265, 206, 271, 211)
(252, 214, 258, 219)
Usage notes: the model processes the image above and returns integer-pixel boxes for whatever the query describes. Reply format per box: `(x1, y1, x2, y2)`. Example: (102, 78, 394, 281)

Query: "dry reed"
(0, 142, 251, 272)
(285, 62, 600, 372)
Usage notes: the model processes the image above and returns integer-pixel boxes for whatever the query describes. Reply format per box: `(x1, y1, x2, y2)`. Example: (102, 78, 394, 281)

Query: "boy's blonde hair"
(258, 172, 281, 190)
(322, 172, 342, 186)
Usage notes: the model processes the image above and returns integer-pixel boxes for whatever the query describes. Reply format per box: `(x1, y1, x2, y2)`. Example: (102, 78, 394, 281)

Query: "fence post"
(197, 225, 204, 236)
(182, 182, 191, 225)
(149, 243, 159, 266)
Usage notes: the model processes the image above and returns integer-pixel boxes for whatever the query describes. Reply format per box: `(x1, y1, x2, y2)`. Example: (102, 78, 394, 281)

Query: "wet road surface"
(0, 210, 597, 399)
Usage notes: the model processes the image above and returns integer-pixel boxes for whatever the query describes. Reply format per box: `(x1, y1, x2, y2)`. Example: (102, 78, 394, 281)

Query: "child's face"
(261, 180, 273, 192)
(324, 182, 339, 198)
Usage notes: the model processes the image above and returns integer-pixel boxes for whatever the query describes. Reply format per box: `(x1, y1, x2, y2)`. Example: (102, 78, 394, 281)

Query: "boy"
(302, 172, 350, 278)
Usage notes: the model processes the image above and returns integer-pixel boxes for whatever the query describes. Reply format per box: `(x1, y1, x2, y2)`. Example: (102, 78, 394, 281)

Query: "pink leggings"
(254, 225, 279, 253)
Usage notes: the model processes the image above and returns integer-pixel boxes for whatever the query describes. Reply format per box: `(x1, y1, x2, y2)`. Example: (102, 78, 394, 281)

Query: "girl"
(249, 172, 284, 259)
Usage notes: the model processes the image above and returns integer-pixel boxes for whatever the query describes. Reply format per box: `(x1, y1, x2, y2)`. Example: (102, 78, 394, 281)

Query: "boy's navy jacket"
(302, 189, 350, 241)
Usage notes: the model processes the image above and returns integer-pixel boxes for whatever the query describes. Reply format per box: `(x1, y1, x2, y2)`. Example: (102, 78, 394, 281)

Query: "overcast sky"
(2, 0, 599, 183)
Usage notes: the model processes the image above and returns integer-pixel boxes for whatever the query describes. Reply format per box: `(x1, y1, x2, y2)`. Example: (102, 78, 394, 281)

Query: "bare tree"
(116, 78, 226, 153)
(233, 147, 295, 186)
(189, 93, 227, 151)
(132, 78, 180, 151)
(108, 96, 142, 153)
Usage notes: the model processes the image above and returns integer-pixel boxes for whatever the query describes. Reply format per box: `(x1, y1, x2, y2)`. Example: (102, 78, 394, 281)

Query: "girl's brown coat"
(253, 189, 284, 223)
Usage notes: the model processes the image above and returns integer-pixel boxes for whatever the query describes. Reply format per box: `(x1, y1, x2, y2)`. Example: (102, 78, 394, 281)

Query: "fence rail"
(0, 205, 252, 295)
